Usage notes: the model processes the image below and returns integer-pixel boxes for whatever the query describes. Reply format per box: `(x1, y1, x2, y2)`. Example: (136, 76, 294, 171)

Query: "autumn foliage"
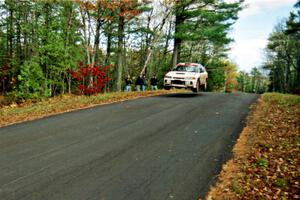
(76, 0, 142, 21)
(68, 62, 111, 95)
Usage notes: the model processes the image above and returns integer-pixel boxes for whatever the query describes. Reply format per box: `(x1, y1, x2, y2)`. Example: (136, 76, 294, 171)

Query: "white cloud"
(229, 39, 268, 72)
(225, 0, 296, 72)
(240, 0, 296, 17)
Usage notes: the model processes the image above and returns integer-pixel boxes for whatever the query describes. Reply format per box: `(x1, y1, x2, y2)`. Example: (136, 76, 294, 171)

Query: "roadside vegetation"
(0, 0, 243, 104)
(0, 90, 182, 127)
(206, 93, 300, 199)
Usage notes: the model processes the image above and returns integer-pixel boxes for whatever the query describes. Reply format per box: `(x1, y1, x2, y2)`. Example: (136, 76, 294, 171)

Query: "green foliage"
(207, 71, 225, 91)
(262, 93, 300, 107)
(174, 0, 243, 54)
(264, 1, 300, 94)
(157, 61, 172, 88)
(0, 0, 244, 101)
(258, 159, 268, 169)
(274, 178, 288, 189)
(237, 68, 269, 93)
(17, 61, 48, 100)
(172, 0, 243, 89)
(207, 60, 226, 91)
(232, 178, 246, 196)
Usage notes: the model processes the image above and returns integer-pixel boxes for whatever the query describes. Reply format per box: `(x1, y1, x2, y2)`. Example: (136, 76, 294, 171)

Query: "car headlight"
(185, 77, 196, 80)
(164, 76, 172, 79)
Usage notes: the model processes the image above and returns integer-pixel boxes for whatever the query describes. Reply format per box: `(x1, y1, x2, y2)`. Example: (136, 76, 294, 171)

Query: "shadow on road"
(158, 92, 203, 98)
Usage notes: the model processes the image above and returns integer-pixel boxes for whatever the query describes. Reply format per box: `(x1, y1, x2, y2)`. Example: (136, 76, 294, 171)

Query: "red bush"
(68, 62, 111, 95)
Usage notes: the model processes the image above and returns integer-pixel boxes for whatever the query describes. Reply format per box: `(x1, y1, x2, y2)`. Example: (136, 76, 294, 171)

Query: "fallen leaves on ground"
(206, 93, 300, 200)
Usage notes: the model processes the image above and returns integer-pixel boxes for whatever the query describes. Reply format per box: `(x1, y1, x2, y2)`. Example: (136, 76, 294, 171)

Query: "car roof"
(176, 63, 204, 67)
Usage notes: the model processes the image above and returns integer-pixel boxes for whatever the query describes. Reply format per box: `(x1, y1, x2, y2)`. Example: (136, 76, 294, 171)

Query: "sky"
(228, 0, 297, 72)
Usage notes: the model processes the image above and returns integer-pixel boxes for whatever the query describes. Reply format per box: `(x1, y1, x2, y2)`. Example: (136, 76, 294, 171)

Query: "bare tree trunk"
(64, 3, 73, 94)
(172, 38, 182, 67)
(171, 1, 185, 68)
(162, 22, 172, 62)
(16, 1, 22, 63)
(80, 4, 93, 90)
(94, 6, 102, 66)
(139, 10, 153, 68)
(105, 24, 112, 65)
(24, 2, 29, 60)
(68, 74, 71, 94)
(44, 2, 50, 96)
(8, 5, 13, 60)
(140, 50, 152, 75)
(80, 4, 91, 65)
(103, 22, 113, 93)
(116, 15, 125, 92)
(140, 8, 171, 75)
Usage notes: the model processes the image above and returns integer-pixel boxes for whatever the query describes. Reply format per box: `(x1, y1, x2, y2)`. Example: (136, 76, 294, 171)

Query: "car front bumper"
(164, 79, 197, 88)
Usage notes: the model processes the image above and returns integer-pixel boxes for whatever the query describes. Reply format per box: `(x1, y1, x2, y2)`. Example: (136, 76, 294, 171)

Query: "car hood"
(166, 71, 197, 77)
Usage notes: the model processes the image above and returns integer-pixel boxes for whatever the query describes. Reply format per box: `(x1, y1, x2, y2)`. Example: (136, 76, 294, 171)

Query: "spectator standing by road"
(141, 75, 147, 91)
(150, 75, 158, 90)
(135, 75, 142, 91)
(124, 75, 132, 92)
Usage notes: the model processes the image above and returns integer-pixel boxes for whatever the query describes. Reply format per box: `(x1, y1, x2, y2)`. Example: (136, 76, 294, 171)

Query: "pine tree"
(171, 0, 243, 67)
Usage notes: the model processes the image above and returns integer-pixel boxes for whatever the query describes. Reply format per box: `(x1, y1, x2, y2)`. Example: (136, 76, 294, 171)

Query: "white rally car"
(164, 63, 208, 93)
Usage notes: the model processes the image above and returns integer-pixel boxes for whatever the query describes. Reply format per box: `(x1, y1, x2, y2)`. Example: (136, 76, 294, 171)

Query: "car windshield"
(173, 65, 198, 72)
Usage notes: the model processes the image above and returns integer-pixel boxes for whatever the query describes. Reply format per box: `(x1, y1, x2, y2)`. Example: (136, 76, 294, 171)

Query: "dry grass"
(0, 90, 184, 127)
(206, 93, 300, 200)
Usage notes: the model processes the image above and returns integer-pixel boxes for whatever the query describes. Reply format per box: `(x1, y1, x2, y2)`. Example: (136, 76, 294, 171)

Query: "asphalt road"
(0, 92, 258, 200)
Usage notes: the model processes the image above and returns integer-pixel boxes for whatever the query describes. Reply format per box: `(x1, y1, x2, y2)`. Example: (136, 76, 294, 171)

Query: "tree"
(224, 61, 238, 93)
(237, 68, 268, 94)
(0, 0, 246, 102)
(115, 0, 148, 91)
(286, 0, 300, 93)
(265, 19, 299, 93)
(171, 0, 243, 67)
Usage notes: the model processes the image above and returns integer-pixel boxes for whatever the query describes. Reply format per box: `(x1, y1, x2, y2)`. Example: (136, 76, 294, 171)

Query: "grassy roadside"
(206, 93, 300, 199)
(0, 90, 182, 127)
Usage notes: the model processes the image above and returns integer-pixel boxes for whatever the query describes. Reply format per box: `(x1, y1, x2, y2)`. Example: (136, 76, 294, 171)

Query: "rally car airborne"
(164, 63, 208, 93)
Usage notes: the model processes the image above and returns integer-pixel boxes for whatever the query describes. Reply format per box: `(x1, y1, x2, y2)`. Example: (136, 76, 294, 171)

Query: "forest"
(0, 0, 298, 103)
(0, 0, 244, 101)
(263, 1, 300, 94)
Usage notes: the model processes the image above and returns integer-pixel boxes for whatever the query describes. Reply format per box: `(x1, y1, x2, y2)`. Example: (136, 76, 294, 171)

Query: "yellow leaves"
(9, 103, 18, 108)
(223, 60, 239, 92)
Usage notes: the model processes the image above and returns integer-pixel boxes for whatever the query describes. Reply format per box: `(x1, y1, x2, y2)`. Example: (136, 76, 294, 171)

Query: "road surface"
(0, 92, 258, 200)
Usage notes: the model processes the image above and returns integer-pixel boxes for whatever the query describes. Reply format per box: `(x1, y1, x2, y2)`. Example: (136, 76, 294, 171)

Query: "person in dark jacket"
(135, 75, 142, 91)
(150, 75, 158, 90)
(141, 74, 147, 91)
(124, 75, 132, 92)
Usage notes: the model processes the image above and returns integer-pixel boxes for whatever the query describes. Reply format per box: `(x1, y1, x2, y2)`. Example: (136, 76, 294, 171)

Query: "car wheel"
(192, 81, 199, 93)
(164, 86, 171, 90)
(201, 80, 207, 91)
